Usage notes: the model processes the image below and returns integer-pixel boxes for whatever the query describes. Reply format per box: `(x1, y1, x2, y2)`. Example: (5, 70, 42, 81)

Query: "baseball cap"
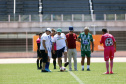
(46, 28, 51, 32)
(57, 28, 62, 33)
(69, 26, 73, 31)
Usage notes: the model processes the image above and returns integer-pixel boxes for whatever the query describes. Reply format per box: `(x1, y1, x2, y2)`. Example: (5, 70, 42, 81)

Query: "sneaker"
(64, 62, 69, 67)
(54, 67, 56, 69)
(69, 69, 72, 71)
(74, 69, 78, 71)
(110, 71, 114, 74)
(45, 69, 51, 72)
(41, 70, 48, 72)
(87, 68, 90, 71)
(103, 72, 109, 74)
(82, 68, 84, 71)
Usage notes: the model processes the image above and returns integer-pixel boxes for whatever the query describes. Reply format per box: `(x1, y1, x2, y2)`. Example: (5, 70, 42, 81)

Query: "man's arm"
(65, 40, 68, 48)
(91, 41, 94, 52)
(52, 42, 55, 54)
(77, 38, 81, 43)
(42, 40, 47, 53)
(114, 41, 116, 52)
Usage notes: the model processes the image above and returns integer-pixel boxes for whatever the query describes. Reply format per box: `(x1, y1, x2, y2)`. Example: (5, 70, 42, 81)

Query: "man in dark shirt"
(66, 26, 77, 71)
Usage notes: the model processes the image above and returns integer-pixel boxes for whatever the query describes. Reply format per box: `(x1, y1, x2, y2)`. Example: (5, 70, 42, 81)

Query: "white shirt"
(40, 33, 52, 51)
(52, 33, 66, 50)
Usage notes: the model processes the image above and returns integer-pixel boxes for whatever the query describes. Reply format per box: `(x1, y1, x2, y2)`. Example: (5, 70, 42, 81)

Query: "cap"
(46, 28, 51, 32)
(57, 28, 62, 33)
(69, 26, 73, 31)
(84, 27, 89, 30)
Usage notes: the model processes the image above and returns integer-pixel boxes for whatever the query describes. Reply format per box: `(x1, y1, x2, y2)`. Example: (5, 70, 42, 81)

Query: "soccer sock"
(45, 62, 50, 69)
(40, 59, 42, 68)
(37, 59, 39, 68)
(53, 60, 56, 68)
(106, 61, 109, 72)
(87, 65, 90, 69)
(61, 60, 62, 67)
(110, 60, 113, 72)
(82, 65, 84, 69)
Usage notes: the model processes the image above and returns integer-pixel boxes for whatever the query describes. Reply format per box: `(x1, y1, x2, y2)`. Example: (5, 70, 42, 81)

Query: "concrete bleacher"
(93, 0, 126, 14)
(0, 0, 39, 15)
(0, 39, 32, 52)
(43, 0, 90, 14)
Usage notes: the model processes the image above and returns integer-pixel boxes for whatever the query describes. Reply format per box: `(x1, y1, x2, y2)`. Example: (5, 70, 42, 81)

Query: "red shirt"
(66, 33, 77, 49)
(100, 33, 116, 48)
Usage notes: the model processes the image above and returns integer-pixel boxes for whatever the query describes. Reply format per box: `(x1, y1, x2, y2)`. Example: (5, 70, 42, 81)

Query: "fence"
(0, 14, 126, 22)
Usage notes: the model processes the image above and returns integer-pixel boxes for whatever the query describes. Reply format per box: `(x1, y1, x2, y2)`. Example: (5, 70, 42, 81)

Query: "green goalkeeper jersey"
(78, 32, 93, 51)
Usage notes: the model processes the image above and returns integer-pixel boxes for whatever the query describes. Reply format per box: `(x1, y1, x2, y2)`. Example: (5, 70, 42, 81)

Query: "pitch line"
(56, 64, 84, 84)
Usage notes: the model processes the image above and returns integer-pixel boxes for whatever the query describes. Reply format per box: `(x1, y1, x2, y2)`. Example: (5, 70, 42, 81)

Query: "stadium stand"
(42, 0, 90, 14)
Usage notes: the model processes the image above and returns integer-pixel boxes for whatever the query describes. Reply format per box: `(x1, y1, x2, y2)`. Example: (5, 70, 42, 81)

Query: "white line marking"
(67, 69, 84, 84)
(56, 64, 84, 84)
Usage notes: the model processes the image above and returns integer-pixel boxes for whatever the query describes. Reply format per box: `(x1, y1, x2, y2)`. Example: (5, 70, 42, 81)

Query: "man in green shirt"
(77, 27, 94, 71)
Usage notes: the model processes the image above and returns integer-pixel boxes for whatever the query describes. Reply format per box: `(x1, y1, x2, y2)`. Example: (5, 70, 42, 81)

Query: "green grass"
(0, 63, 126, 84)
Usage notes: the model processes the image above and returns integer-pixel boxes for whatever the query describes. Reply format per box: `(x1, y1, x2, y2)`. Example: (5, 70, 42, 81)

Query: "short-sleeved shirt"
(40, 33, 52, 51)
(100, 33, 116, 48)
(51, 36, 57, 50)
(78, 32, 93, 51)
(52, 33, 66, 50)
(66, 33, 77, 49)
(36, 38, 40, 50)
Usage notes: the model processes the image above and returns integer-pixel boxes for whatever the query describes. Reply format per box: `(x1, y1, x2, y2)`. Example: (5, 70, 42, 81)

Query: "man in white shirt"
(40, 28, 52, 72)
(52, 28, 67, 70)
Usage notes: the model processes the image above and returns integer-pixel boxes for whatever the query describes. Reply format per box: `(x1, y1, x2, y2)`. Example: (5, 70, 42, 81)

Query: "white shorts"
(64, 46, 67, 52)
(47, 47, 52, 58)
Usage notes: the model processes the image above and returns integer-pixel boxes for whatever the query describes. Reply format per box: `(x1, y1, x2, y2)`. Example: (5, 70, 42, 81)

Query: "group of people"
(36, 26, 116, 74)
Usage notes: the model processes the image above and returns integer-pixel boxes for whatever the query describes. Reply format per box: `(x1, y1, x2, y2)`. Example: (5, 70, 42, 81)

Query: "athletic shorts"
(104, 47, 114, 61)
(52, 50, 57, 59)
(37, 50, 41, 58)
(40, 50, 48, 63)
(57, 47, 65, 58)
(81, 51, 91, 57)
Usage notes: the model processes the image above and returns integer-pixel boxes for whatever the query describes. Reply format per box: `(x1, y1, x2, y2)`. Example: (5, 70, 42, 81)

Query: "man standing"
(51, 29, 57, 69)
(36, 33, 42, 69)
(66, 26, 77, 71)
(77, 27, 94, 71)
(100, 29, 116, 74)
(52, 28, 67, 70)
(40, 28, 52, 72)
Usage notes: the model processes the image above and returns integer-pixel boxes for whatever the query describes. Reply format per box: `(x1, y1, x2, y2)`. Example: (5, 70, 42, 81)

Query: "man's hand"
(91, 48, 94, 53)
(45, 49, 48, 53)
(53, 50, 55, 54)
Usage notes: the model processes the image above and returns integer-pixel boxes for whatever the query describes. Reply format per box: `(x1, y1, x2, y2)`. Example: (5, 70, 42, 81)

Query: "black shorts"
(37, 50, 41, 58)
(40, 50, 48, 63)
(57, 47, 65, 58)
(52, 50, 57, 59)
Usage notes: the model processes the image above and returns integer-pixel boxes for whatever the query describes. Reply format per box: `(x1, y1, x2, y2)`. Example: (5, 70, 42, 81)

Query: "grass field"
(0, 63, 126, 84)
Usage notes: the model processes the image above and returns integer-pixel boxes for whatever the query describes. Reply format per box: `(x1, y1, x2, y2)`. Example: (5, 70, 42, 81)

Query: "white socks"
(82, 65, 90, 69)
(87, 65, 90, 69)
(82, 65, 84, 69)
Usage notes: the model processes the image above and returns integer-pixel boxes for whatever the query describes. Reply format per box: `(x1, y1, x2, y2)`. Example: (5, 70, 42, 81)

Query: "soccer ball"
(60, 67, 66, 72)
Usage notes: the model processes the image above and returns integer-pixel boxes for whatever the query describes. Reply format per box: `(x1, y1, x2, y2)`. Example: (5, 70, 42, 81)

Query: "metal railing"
(0, 14, 126, 22)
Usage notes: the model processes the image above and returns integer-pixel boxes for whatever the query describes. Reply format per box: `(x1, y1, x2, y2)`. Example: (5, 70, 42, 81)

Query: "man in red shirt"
(100, 29, 116, 74)
(66, 26, 77, 71)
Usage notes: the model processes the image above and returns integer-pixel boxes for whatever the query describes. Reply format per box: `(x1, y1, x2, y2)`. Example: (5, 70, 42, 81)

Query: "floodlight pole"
(14, 0, 16, 21)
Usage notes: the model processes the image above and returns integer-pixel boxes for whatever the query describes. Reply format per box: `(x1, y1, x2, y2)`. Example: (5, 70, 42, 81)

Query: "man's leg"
(81, 51, 85, 71)
(105, 60, 109, 74)
(58, 57, 62, 67)
(37, 58, 39, 69)
(110, 59, 113, 74)
(73, 49, 77, 71)
(40, 58, 42, 69)
(68, 49, 72, 71)
(53, 58, 56, 69)
(81, 57, 85, 71)
(64, 52, 67, 62)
